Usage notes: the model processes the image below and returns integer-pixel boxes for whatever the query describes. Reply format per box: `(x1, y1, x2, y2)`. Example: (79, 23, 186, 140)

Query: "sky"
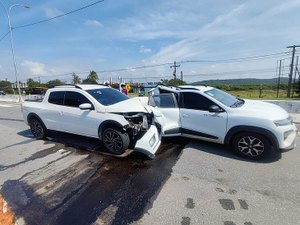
(0, 0, 300, 84)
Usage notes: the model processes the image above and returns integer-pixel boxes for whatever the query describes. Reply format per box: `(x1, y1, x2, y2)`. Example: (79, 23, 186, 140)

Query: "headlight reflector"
(274, 117, 293, 126)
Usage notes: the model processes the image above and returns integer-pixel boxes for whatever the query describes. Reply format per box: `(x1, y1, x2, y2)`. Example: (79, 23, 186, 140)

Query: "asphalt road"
(0, 102, 300, 225)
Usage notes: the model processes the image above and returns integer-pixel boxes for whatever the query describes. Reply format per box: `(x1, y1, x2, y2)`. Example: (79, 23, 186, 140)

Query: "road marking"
(0, 103, 18, 108)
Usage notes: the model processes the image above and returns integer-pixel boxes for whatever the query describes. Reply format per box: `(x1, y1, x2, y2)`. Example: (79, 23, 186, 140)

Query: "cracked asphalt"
(0, 103, 186, 225)
(1, 102, 300, 225)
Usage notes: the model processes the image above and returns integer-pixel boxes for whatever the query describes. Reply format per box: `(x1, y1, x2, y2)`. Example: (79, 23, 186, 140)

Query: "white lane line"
(0, 103, 18, 108)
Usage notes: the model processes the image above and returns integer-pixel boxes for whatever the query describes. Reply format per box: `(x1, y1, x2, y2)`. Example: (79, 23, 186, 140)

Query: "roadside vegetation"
(1, 74, 300, 100)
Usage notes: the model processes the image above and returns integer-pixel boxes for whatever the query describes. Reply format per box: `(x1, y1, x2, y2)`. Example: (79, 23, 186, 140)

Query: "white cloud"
(85, 19, 103, 28)
(259, 0, 300, 19)
(44, 7, 63, 19)
(21, 60, 47, 75)
(139, 45, 152, 53)
(201, 4, 245, 31)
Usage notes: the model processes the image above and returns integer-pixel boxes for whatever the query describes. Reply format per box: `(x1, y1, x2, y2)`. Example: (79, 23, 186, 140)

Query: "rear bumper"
(134, 125, 161, 159)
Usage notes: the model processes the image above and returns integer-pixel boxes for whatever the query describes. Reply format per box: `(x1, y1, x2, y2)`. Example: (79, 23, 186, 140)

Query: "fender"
(224, 125, 279, 150)
(98, 120, 126, 140)
(27, 113, 47, 129)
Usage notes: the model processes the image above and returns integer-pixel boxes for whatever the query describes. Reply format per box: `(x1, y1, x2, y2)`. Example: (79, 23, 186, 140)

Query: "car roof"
(76, 84, 108, 90)
(53, 84, 108, 91)
(156, 85, 213, 93)
(178, 85, 214, 92)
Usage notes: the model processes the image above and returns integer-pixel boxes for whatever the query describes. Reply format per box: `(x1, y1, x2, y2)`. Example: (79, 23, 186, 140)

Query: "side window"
(181, 92, 215, 111)
(149, 94, 177, 108)
(64, 91, 92, 108)
(48, 91, 65, 105)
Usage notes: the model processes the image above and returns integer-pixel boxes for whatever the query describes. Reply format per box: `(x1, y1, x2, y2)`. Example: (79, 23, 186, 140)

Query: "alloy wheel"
(237, 135, 264, 157)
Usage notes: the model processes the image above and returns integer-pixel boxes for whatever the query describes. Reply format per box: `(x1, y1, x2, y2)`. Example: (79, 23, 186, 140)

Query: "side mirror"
(79, 103, 92, 110)
(209, 105, 223, 113)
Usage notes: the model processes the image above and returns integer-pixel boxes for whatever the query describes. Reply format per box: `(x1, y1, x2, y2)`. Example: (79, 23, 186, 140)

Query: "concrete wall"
(0, 95, 43, 102)
(264, 100, 300, 114)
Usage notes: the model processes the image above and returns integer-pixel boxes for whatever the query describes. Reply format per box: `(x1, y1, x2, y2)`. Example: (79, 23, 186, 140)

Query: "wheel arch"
(27, 113, 47, 129)
(98, 120, 126, 140)
(224, 126, 279, 151)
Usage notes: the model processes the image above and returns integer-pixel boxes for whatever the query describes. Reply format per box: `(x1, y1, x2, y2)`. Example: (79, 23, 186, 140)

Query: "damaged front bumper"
(134, 125, 161, 159)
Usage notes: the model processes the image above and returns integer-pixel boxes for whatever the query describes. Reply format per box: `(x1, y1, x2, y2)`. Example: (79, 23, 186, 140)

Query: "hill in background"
(191, 77, 289, 85)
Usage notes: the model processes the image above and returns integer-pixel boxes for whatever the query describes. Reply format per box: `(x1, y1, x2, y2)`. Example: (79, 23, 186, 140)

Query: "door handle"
(182, 114, 189, 118)
(59, 111, 63, 116)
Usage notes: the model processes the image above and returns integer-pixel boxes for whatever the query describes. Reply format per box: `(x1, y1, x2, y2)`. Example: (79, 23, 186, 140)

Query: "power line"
(7, 51, 298, 83)
(95, 62, 173, 74)
(180, 51, 290, 64)
(183, 68, 276, 77)
(23, 52, 292, 80)
(14, 0, 105, 29)
(0, 0, 105, 41)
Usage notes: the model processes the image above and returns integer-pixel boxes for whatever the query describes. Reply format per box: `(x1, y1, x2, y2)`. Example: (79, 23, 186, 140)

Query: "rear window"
(87, 88, 128, 106)
(48, 91, 64, 105)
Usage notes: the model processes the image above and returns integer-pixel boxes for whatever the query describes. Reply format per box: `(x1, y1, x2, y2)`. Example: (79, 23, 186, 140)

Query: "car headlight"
(274, 117, 293, 126)
(284, 130, 294, 140)
(142, 115, 149, 129)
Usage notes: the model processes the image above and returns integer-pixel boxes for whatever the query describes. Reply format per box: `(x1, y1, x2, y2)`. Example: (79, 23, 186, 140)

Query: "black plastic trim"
(181, 128, 218, 139)
(27, 113, 47, 128)
(98, 120, 125, 140)
(224, 126, 279, 150)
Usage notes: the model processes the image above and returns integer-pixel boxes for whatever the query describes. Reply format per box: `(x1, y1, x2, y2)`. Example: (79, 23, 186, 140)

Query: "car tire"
(232, 132, 272, 160)
(102, 127, 130, 155)
(29, 117, 47, 139)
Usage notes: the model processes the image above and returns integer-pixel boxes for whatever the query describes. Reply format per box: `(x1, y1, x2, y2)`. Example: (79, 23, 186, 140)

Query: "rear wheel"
(232, 132, 272, 159)
(102, 127, 130, 155)
(29, 118, 47, 139)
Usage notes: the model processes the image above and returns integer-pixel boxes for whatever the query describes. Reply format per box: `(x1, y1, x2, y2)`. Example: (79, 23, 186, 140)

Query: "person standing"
(121, 84, 128, 95)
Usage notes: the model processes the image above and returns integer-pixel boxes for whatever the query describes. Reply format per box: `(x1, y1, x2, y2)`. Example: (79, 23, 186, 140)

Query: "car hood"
(235, 99, 289, 120)
(105, 98, 151, 114)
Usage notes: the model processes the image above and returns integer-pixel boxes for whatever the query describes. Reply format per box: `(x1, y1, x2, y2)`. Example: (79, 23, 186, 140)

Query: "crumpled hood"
(236, 99, 290, 120)
(105, 98, 151, 113)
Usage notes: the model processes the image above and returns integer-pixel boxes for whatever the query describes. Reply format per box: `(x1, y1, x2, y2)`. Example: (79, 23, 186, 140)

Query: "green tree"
(0, 80, 13, 94)
(82, 71, 99, 84)
(160, 78, 186, 86)
(27, 78, 40, 88)
(47, 79, 64, 86)
(71, 73, 81, 84)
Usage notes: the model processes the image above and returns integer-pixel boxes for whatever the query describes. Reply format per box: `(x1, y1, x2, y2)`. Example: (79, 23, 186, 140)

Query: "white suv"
(150, 85, 297, 159)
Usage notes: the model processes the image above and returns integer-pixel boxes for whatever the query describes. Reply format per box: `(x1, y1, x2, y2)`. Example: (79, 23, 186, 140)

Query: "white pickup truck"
(22, 84, 161, 158)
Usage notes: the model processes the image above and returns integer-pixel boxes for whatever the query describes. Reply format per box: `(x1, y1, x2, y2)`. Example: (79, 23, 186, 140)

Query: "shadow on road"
(183, 138, 281, 164)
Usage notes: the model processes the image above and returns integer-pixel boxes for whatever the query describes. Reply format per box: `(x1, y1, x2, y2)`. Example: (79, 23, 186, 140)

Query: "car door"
(60, 91, 100, 137)
(149, 93, 181, 136)
(179, 91, 228, 143)
(42, 91, 65, 130)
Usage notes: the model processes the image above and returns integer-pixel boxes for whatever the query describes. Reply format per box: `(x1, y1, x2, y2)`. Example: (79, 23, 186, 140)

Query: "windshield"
(204, 88, 243, 108)
(87, 88, 129, 106)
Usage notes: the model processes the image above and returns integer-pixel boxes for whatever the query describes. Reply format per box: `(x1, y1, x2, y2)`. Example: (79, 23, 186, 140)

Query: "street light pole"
(0, 2, 29, 102)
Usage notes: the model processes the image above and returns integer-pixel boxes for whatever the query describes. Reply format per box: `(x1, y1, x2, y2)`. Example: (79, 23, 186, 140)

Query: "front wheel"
(29, 118, 47, 139)
(102, 128, 130, 155)
(232, 132, 272, 159)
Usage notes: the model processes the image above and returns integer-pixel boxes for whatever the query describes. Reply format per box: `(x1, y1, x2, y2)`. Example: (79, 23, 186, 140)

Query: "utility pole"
(292, 56, 299, 98)
(170, 61, 180, 80)
(277, 59, 282, 98)
(180, 71, 183, 81)
(287, 45, 300, 97)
